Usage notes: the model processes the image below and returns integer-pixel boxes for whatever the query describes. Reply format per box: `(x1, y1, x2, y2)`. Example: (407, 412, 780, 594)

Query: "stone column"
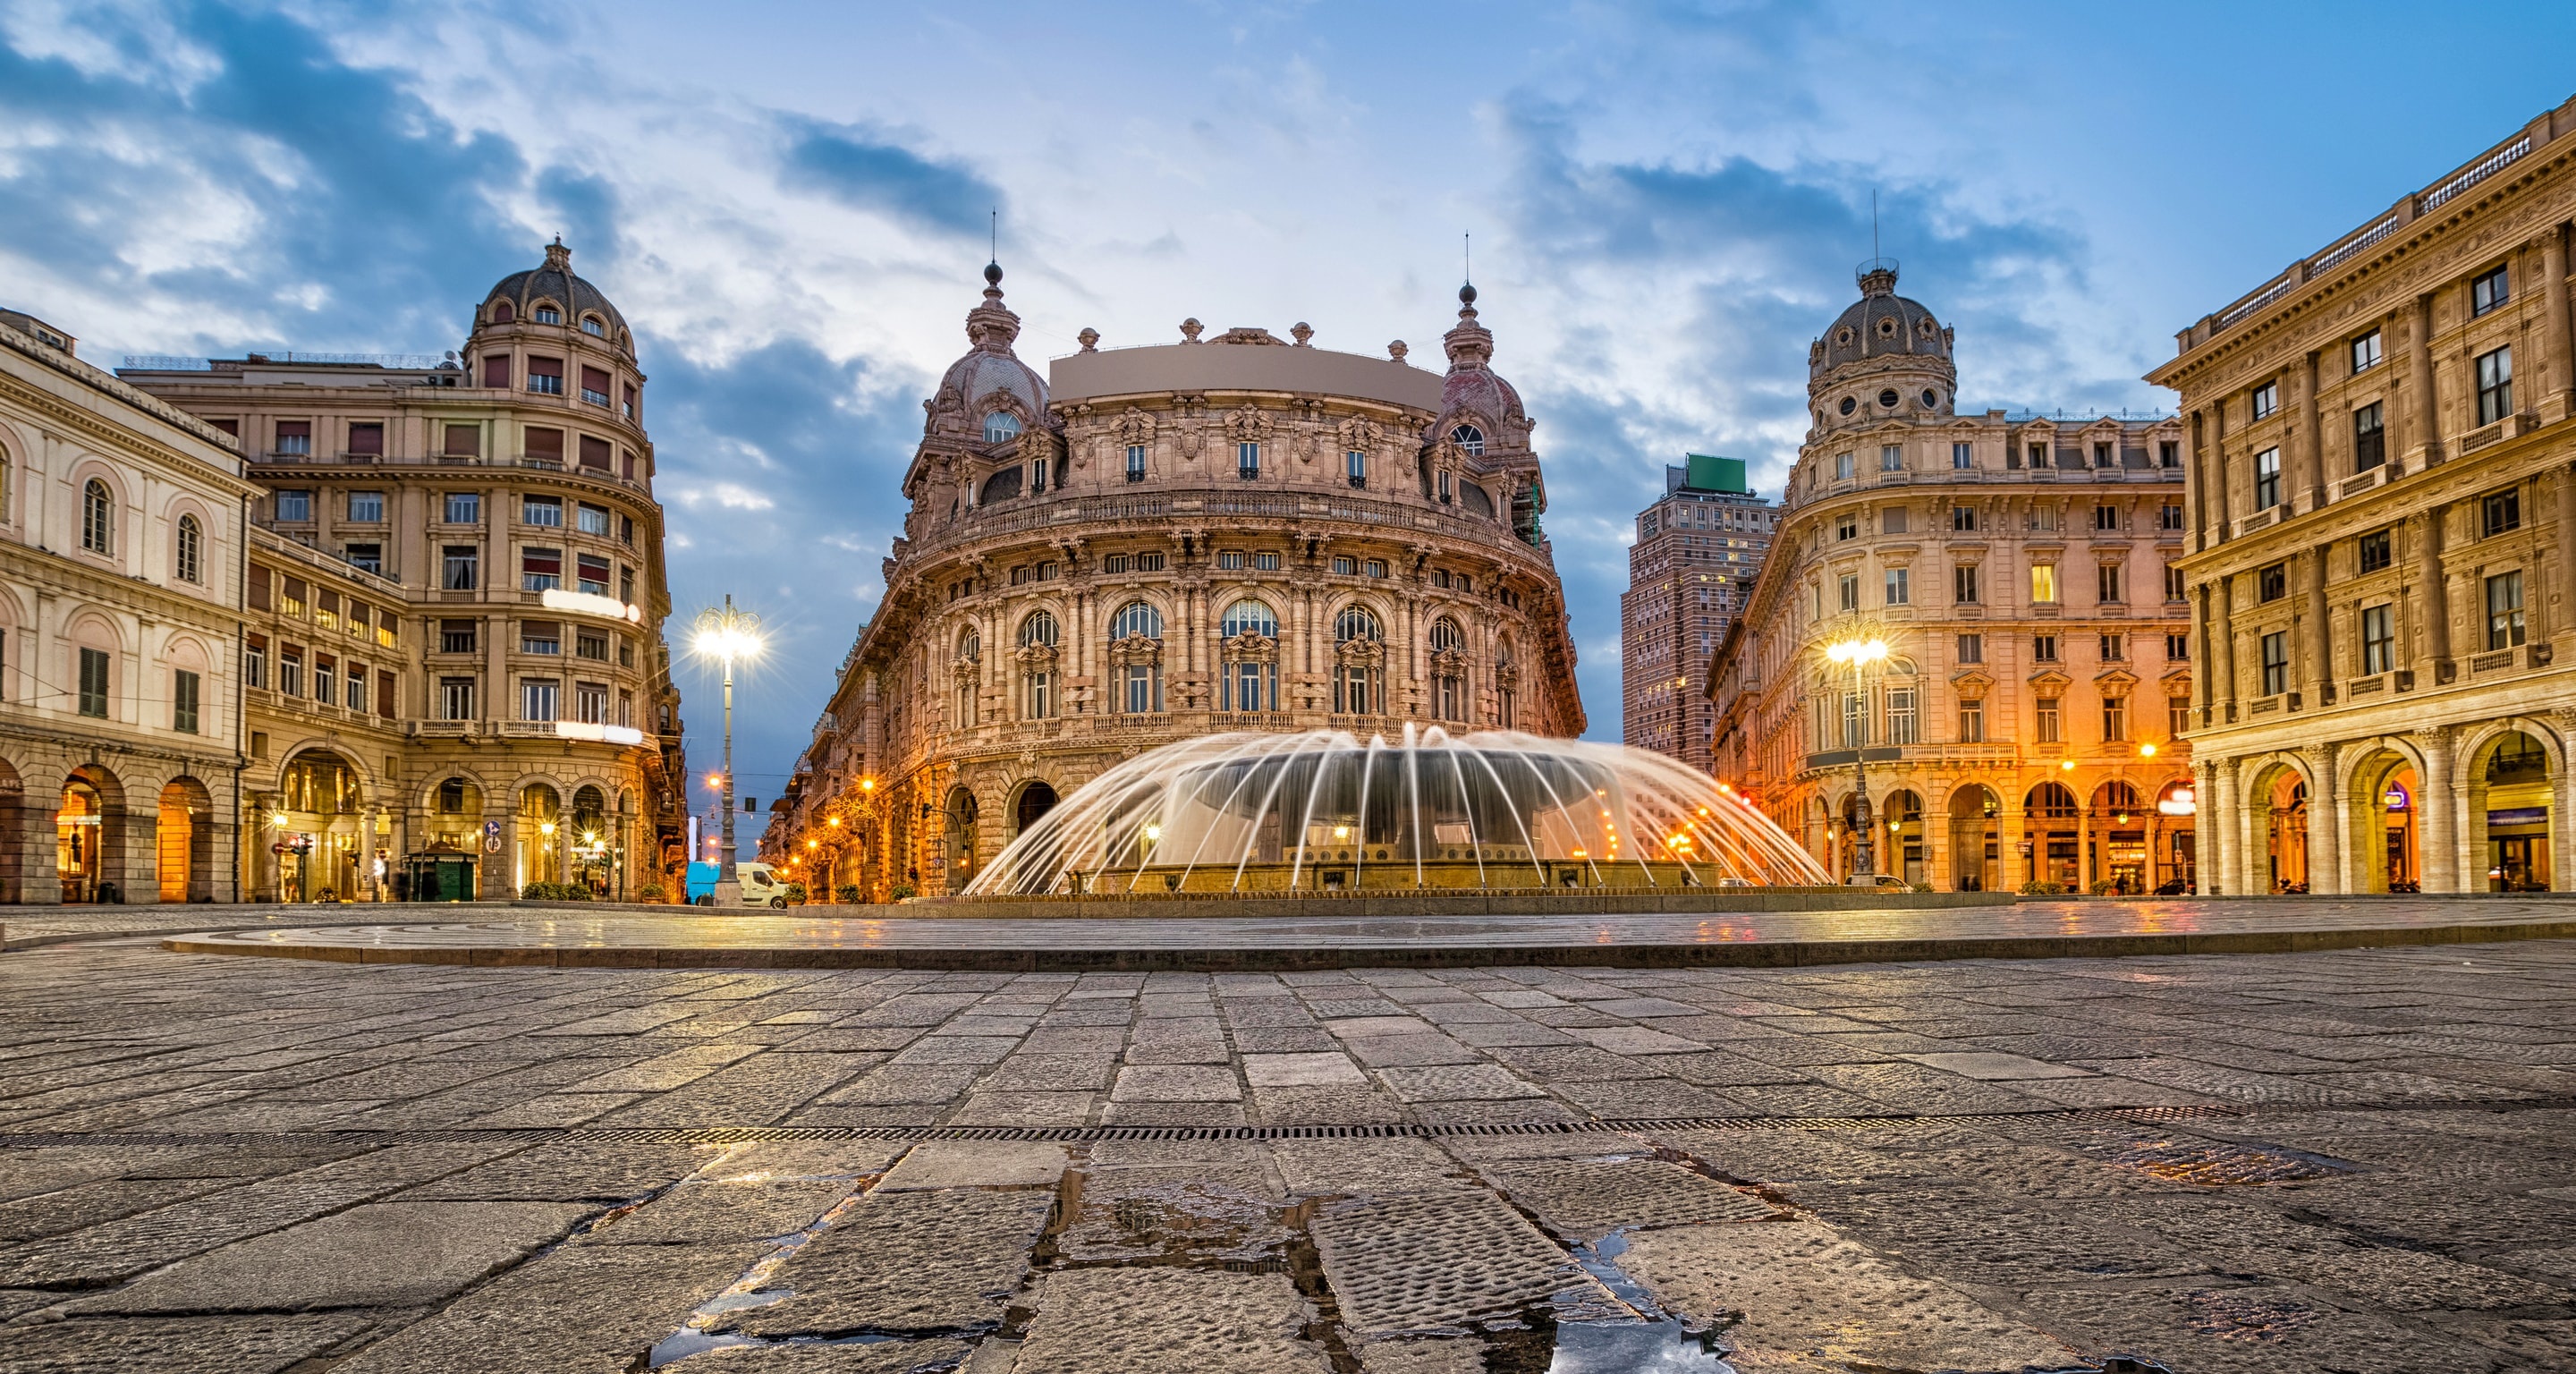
(2211, 758, 2241, 896)
(2558, 465, 2576, 660)
(2416, 506, 2451, 676)
(2303, 548, 2332, 700)
(2415, 725, 2457, 893)
(2302, 743, 2341, 895)
(2407, 292, 2442, 467)
(2298, 351, 2326, 512)
(2542, 225, 2573, 423)
(2211, 575, 2237, 722)
(2557, 710, 2576, 893)
(2191, 759, 2217, 894)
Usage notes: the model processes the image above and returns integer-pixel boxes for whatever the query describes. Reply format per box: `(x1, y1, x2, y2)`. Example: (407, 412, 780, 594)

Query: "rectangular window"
(2169, 695, 2191, 738)
(2033, 633, 2059, 662)
(1255, 551, 1281, 572)
(1218, 550, 1244, 571)
(2158, 440, 2181, 469)
(444, 492, 481, 523)
(2260, 632, 2288, 695)
(2358, 528, 2392, 573)
(2361, 604, 2394, 674)
(579, 437, 614, 471)
(243, 637, 267, 689)
(1879, 444, 1902, 472)
(1881, 506, 1908, 535)
(1951, 505, 1977, 531)
(2164, 562, 2186, 600)
(1958, 698, 1985, 742)
(1884, 567, 1909, 606)
(1344, 449, 1367, 488)
(2036, 697, 2061, 743)
(1835, 513, 1856, 540)
(313, 654, 335, 705)
(279, 649, 302, 697)
(2097, 564, 2123, 603)
(2093, 505, 2119, 531)
(443, 546, 479, 590)
(71, 647, 110, 718)
(2471, 265, 2509, 317)
(521, 547, 562, 591)
(275, 421, 311, 457)
(1953, 564, 1979, 604)
(575, 629, 609, 661)
(1102, 553, 1130, 574)
(2158, 501, 2183, 531)
(617, 689, 632, 728)
(1128, 445, 1148, 482)
(1134, 552, 1164, 572)
(348, 665, 365, 712)
(2100, 633, 2126, 660)
(577, 503, 611, 536)
(443, 423, 480, 458)
(2482, 488, 2521, 537)
(522, 496, 563, 527)
(2352, 402, 2385, 471)
(1331, 555, 1355, 575)
(1840, 691, 1861, 748)
(576, 554, 611, 595)
(376, 670, 394, 719)
(2250, 381, 2278, 420)
(247, 566, 273, 612)
(440, 677, 476, 721)
(2102, 694, 2128, 742)
(520, 622, 561, 656)
(275, 489, 312, 522)
(1834, 451, 1854, 479)
(1837, 573, 1859, 612)
(281, 577, 307, 616)
(344, 423, 386, 459)
(1885, 688, 1917, 744)
(577, 683, 609, 725)
(346, 490, 384, 522)
(2026, 443, 2048, 469)
(521, 428, 564, 466)
(480, 355, 510, 388)
(521, 678, 559, 722)
(2486, 572, 2526, 649)
(1955, 632, 1982, 664)
(1951, 441, 1973, 470)
(2094, 442, 2114, 469)
(527, 355, 564, 394)
(2476, 345, 2513, 425)
(440, 620, 477, 654)
(2030, 564, 2057, 603)
(1236, 441, 1260, 479)
(376, 611, 397, 650)
(2351, 328, 2382, 373)
(2253, 446, 2281, 509)
(580, 365, 611, 408)
(2258, 562, 2286, 602)
(344, 542, 382, 575)
(2165, 632, 2190, 660)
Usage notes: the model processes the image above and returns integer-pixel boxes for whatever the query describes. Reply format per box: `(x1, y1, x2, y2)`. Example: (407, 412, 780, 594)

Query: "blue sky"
(4, 1, 2571, 799)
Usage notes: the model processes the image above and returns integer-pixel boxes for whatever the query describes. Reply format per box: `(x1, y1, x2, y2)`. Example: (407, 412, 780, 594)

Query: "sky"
(4, 0, 2572, 802)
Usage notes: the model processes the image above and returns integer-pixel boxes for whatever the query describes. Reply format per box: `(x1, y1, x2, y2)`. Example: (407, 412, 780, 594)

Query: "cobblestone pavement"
(2, 937, 2573, 1371)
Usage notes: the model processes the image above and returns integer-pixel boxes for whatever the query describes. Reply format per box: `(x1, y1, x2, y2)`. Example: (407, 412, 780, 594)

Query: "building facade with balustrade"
(765, 267, 1583, 898)
(2152, 96, 2576, 895)
(122, 242, 691, 902)
(1706, 265, 2194, 893)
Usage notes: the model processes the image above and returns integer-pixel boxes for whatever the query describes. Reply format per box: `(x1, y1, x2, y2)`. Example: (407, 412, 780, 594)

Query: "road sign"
(483, 820, 502, 839)
(483, 836, 502, 853)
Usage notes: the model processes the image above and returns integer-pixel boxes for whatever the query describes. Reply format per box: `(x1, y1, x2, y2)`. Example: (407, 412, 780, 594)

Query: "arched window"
(1428, 617, 1464, 655)
(1018, 611, 1058, 648)
(1018, 611, 1057, 719)
(0, 444, 12, 522)
(1220, 599, 1276, 639)
(1451, 424, 1486, 457)
(580, 315, 606, 337)
(2025, 782, 2080, 818)
(175, 514, 203, 584)
(1428, 616, 1466, 722)
(1333, 605, 1382, 715)
(81, 479, 114, 555)
(533, 302, 562, 325)
(490, 299, 514, 324)
(957, 627, 981, 662)
(1111, 601, 1162, 640)
(984, 411, 1022, 444)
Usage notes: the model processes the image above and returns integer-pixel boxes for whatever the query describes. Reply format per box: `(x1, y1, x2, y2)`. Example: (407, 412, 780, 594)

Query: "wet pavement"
(2, 934, 2574, 1370)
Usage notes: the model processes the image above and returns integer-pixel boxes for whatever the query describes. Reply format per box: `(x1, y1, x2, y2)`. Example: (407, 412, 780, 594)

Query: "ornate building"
(123, 242, 690, 901)
(1621, 454, 1774, 770)
(2152, 97, 2576, 895)
(765, 267, 1583, 898)
(0, 312, 257, 903)
(1707, 264, 2193, 892)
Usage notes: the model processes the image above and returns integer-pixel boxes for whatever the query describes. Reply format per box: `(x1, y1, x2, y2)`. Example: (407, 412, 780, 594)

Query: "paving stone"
(1482, 1045, 1667, 1081)
(1241, 1052, 1366, 1087)
(0, 1313, 374, 1373)
(70, 1200, 591, 1312)
(1101, 1099, 1250, 1126)
(877, 1141, 1068, 1191)
(1054, 1167, 1284, 1264)
(981, 1052, 1117, 1090)
(401, 1142, 722, 1201)
(724, 1187, 1053, 1336)
(1344, 1032, 1483, 1068)
(580, 1178, 852, 1244)
(1479, 1158, 1778, 1241)
(1310, 1189, 1595, 1336)
(1014, 1268, 1329, 1373)
(820, 1064, 981, 1105)
(0, 1175, 233, 1242)
(1268, 1137, 1463, 1195)
(1618, 1218, 2085, 1370)
(1442, 1020, 1577, 1048)
(1371, 1064, 1544, 1102)
(890, 1035, 1021, 1066)
(1802, 1062, 2054, 1113)
(1564, 1026, 1706, 1055)
(1544, 1078, 1742, 1119)
(1353, 1336, 1486, 1374)
(1648, 1127, 1920, 1183)
(951, 1090, 1097, 1126)
(1250, 1085, 1411, 1125)
(332, 1241, 767, 1374)
(1112, 1064, 1241, 1101)
(712, 1140, 908, 1178)
(1896, 1049, 2094, 1080)
(2021, 1283, 2502, 1374)
(671, 1339, 978, 1371)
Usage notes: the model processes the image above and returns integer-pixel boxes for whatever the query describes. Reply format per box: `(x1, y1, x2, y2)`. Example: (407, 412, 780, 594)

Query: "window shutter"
(524, 428, 564, 461)
(528, 356, 564, 380)
(284, 576, 307, 605)
(522, 548, 562, 578)
(443, 424, 479, 456)
(579, 435, 612, 469)
(247, 566, 272, 611)
(377, 671, 396, 718)
(481, 355, 510, 387)
(346, 422, 384, 455)
(246, 632, 268, 651)
(581, 365, 609, 394)
(210, 418, 240, 437)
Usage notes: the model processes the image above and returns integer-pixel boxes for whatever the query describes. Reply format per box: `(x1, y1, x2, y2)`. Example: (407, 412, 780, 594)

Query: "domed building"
(123, 240, 690, 902)
(770, 267, 1584, 897)
(1706, 261, 2194, 893)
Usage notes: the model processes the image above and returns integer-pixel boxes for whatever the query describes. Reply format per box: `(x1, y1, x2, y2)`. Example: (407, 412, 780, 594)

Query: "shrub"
(835, 885, 863, 904)
(521, 881, 592, 902)
(888, 882, 918, 901)
(2089, 878, 2117, 896)
(2017, 879, 2068, 896)
(783, 882, 809, 905)
(638, 880, 666, 902)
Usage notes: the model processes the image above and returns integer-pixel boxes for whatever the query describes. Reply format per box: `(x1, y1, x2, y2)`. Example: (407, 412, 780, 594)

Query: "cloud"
(775, 115, 1002, 238)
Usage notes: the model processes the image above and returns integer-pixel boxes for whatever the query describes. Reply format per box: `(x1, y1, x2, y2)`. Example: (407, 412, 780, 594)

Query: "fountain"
(966, 726, 1832, 897)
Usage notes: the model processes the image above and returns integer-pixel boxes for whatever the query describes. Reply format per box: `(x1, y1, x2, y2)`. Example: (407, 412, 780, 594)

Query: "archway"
(277, 750, 362, 901)
(1946, 785, 1999, 892)
(2090, 780, 2146, 895)
(2250, 762, 2309, 893)
(56, 765, 124, 903)
(427, 776, 485, 852)
(157, 777, 215, 903)
(2024, 782, 2080, 889)
(2341, 747, 2419, 894)
(0, 754, 23, 903)
(945, 786, 979, 893)
(1013, 781, 1058, 836)
(518, 783, 563, 891)
(1884, 789, 1925, 886)
(2470, 729, 2556, 892)
(2152, 777, 2199, 893)
(570, 785, 612, 897)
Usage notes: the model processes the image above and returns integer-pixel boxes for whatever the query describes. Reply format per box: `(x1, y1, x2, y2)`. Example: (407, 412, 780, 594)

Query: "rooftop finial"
(544, 236, 572, 271)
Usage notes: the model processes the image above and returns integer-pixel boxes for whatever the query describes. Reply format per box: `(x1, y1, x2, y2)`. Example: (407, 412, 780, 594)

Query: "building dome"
(483, 239, 627, 340)
(933, 262, 1048, 428)
(1435, 284, 1525, 437)
(1811, 260, 1950, 378)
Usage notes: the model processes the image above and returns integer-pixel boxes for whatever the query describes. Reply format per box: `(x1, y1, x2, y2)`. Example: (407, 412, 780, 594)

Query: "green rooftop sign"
(1682, 454, 1748, 494)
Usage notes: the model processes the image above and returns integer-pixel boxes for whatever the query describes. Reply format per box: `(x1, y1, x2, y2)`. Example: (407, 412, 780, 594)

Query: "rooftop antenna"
(1463, 232, 1471, 285)
(989, 208, 997, 265)
(1871, 191, 1879, 261)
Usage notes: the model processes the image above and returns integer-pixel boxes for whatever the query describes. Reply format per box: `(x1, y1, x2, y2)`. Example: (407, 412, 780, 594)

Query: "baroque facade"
(1707, 265, 2194, 892)
(123, 242, 690, 902)
(2151, 96, 2576, 895)
(0, 313, 257, 903)
(764, 267, 1583, 897)
(1621, 454, 1774, 770)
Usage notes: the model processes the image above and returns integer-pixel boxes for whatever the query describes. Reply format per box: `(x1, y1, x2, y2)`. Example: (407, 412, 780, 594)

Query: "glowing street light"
(1822, 635, 1889, 881)
(691, 595, 765, 901)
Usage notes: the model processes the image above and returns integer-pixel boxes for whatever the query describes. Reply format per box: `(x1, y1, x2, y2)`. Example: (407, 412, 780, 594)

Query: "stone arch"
(1946, 783, 2000, 892)
(64, 609, 123, 720)
(568, 783, 614, 896)
(2241, 753, 2318, 894)
(66, 460, 129, 562)
(273, 747, 367, 902)
(2333, 737, 2426, 895)
(1883, 787, 1926, 886)
(156, 776, 216, 903)
(1011, 778, 1061, 837)
(2458, 719, 2563, 892)
(517, 781, 564, 890)
(944, 785, 980, 893)
(57, 763, 126, 903)
(162, 493, 218, 589)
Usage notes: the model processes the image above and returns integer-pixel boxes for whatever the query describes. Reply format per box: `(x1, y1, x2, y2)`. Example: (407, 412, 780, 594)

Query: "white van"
(688, 861, 792, 909)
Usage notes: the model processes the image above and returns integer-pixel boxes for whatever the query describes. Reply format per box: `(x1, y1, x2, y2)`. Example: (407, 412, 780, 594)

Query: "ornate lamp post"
(1824, 635, 1888, 881)
(691, 596, 764, 906)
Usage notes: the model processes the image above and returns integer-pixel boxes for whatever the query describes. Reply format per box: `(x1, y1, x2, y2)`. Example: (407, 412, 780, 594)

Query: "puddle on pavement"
(646, 1145, 914, 1368)
(1546, 1231, 1734, 1373)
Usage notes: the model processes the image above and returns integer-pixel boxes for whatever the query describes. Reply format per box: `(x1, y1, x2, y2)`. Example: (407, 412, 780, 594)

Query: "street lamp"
(1824, 635, 1889, 880)
(691, 595, 764, 905)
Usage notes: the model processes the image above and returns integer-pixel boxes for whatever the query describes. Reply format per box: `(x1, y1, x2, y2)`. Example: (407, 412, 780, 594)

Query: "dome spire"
(545, 235, 571, 272)
(964, 254, 1021, 355)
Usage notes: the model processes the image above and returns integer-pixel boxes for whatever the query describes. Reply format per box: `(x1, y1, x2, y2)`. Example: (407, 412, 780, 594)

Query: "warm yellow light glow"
(860, 778, 875, 793)
(582, 831, 598, 844)
(2140, 742, 2159, 758)
(1571, 847, 1588, 859)
(707, 772, 725, 789)
(828, 817, 842, 827)
(1143, 823, 1162, 842)
(539, 821, 556, 836)
(2060, 759, 2075, 771)
(692, 623, 764, 662)
(1332, 825, 1351, 840)
(268, 811, 291, 827)
(806, 839, 818, 851)
(1825, 637, 1889, 666)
